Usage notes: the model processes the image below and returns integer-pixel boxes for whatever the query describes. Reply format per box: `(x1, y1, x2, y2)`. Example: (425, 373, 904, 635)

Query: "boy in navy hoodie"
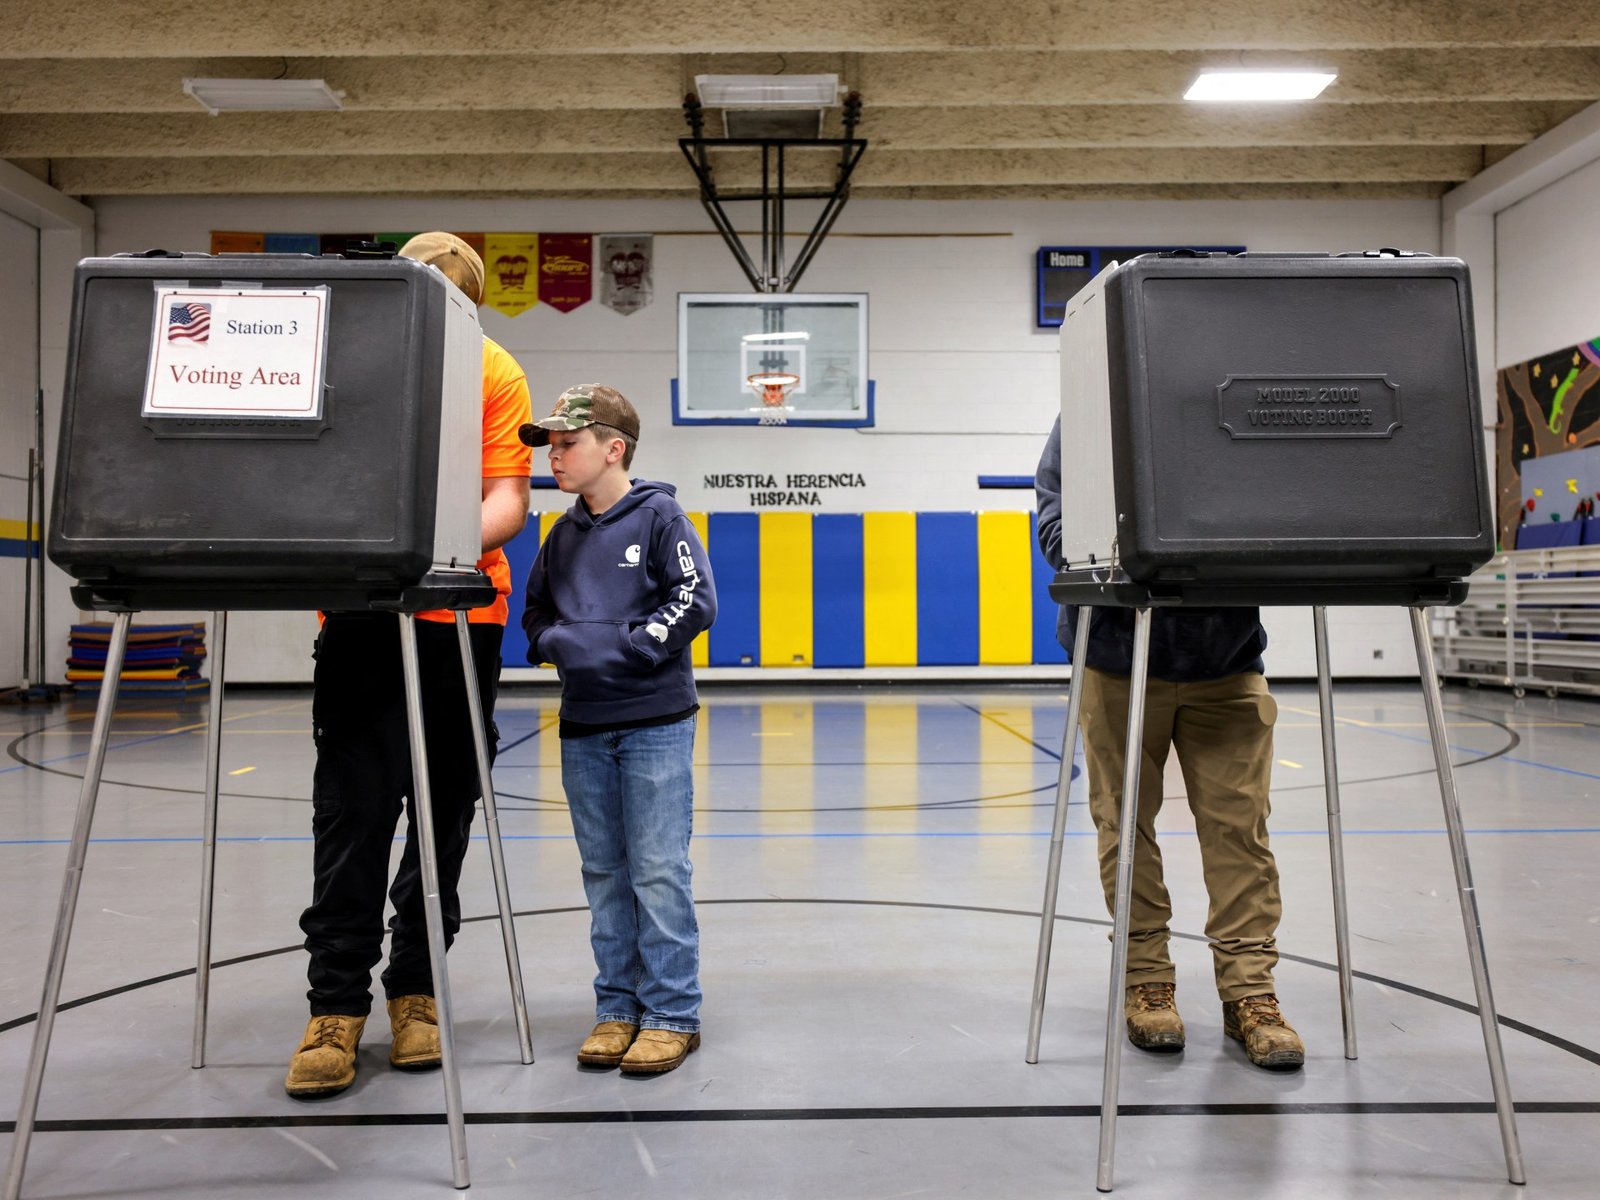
(519, 384, 717, 1075)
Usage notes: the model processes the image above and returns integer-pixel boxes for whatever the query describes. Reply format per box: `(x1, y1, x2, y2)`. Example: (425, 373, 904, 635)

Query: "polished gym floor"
(2, 680, 1597, 1199)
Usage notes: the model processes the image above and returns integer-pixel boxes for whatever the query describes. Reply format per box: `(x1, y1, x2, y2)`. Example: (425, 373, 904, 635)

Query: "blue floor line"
(4, 826, 1597, 847)
(1341, 722, 1600, 781)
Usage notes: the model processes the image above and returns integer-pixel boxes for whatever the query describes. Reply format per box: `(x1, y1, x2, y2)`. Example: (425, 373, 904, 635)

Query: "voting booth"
(50, 251, 484, 610)
(1054, 250, 1493, 602)
(8, 251, 531, 1199)
(1026, 252, 1522, 1192)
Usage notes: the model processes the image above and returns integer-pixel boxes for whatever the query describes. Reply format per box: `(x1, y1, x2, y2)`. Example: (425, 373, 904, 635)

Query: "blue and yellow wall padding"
(501, 511, 1068, 670)
(0, 519, 41, 560)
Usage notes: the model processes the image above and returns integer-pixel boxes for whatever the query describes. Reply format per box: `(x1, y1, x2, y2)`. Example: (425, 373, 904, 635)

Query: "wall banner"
(599, 234, 653, 315)
(484, 233, 540, 317)
(263, 233, 320, 254)
(538, 233, 592, 313)
(211, 231, 265, 254)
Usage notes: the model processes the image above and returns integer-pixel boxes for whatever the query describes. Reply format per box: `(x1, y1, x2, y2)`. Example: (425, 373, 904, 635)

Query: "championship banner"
(263, 233, 320, 254)
(484, 233, 540, 318)
(599, 234, 653, 315)
(538, 233, 592, 313)
(211, 231, 265, 254)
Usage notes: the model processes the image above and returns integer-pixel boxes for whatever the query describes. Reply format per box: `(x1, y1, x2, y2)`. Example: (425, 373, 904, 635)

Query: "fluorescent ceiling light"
(183, 78, 345, 116)
(695, 74, 840, 108)
(1184, 71, 1337, 102)
(741, 331, 811, 343)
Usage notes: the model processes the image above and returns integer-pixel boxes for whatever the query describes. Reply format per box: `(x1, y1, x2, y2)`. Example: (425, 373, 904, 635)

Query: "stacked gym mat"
(66, 621, 209, 695)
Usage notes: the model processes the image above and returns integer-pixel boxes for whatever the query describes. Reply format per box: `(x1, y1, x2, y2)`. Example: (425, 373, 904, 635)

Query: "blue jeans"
(561, 716, 701, 1032)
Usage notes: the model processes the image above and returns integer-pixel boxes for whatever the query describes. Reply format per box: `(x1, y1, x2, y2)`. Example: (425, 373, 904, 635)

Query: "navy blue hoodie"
(522, 479, 717, 724)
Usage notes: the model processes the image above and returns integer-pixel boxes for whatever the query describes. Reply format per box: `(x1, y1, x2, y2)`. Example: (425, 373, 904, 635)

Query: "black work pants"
(300, 612, 503, 1016)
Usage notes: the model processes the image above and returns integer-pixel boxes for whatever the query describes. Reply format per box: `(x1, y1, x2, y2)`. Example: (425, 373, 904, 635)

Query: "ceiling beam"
(6, 49, 1600, 114)
(8, 0, 1600, 58)
(2, 103, 1582, 158)
(49, 144, 1485, 195)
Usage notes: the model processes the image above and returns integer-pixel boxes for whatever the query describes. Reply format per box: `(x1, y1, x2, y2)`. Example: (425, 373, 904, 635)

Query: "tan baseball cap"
(398, 231, 484, 305)
(518, 384, 641, 447)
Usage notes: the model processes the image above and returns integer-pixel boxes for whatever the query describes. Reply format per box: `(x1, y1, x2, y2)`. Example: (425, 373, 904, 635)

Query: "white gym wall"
(0, 160, 92, 690)
(73, 192, 1440, 683)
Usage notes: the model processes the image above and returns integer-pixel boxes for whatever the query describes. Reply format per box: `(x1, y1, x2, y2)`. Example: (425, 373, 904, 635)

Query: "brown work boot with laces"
(1222, 992, 1305, 1070)
(386, 994, 441, 1070)
(285, 1014, 366, 1097)
(1124, 981, 1185, 1051)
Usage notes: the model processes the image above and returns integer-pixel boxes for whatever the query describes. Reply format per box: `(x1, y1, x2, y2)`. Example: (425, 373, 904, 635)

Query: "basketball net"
(746, 372, 799, 426)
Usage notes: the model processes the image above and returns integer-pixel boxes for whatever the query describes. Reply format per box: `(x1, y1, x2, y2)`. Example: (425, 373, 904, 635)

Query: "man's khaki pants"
(1078, 667, 1282, 1002)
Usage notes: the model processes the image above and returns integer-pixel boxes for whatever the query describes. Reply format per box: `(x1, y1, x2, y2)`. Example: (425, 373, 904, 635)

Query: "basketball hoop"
(746, 372, 800, 426)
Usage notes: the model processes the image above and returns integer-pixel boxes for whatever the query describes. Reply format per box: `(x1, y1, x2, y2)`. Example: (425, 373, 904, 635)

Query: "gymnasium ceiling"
(4, 0, 1600, 203)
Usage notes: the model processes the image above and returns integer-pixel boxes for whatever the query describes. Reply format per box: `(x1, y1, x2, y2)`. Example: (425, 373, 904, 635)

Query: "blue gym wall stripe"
(812, 514, 866, 668)
(1031, 512, 1069, 665)
(500, 519, 542, 667)
(915, 512, 979, 665)
(707, 512, 761, 666)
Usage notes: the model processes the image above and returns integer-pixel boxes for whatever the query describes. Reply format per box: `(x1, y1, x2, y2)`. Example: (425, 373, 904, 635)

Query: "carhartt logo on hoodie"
(620, 543, 641, 567)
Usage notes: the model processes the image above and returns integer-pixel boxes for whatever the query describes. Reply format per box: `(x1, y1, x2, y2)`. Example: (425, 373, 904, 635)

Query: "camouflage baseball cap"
(518, 383, 641, 447)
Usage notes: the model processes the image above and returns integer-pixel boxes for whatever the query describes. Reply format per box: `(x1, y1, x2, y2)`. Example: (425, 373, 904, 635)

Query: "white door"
(0, 208, 41, 686)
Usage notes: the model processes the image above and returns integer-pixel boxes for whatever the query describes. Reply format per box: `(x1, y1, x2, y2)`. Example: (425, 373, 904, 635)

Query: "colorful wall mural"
(1496, 334, 1600, 548)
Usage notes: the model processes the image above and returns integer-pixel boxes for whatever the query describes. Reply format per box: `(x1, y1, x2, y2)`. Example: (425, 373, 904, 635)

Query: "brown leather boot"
(1223, 993, 1305, 1070)
(577, 1021, 640, 1067)
(619, 1029, 701, 1075)
(386, 994, 441, 1070)
(1124, 981, 1185, 1051)
(285, 1014, 366, 1097)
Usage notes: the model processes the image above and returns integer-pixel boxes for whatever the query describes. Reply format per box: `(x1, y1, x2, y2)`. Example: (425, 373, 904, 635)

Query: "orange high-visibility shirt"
(416, 335, 531, 626)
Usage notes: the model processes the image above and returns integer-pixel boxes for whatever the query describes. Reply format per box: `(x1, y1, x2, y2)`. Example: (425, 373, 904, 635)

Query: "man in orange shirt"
(286, 233, 532, 1097)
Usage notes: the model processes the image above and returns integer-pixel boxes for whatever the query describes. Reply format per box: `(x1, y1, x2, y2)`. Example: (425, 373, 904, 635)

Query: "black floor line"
(4, 1099, 1595, 1136)
(4, 897, 1597, 1070)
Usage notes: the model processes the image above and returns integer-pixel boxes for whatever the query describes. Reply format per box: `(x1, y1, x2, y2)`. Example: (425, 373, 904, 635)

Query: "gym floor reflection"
(3, 682, 1597, 1199)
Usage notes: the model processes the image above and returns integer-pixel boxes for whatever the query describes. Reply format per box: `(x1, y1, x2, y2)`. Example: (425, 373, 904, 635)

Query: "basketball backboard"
(674, 292, 871, 426)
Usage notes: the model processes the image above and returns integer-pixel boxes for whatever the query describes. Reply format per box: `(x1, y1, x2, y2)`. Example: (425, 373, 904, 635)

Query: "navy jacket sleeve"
(520, 533, 556, 664)
(626, 512, 718, 667)
(1035, 416, 1064, 569)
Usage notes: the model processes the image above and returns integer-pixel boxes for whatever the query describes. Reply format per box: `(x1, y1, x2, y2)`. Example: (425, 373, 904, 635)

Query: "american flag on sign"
(167, 302, 211, 343)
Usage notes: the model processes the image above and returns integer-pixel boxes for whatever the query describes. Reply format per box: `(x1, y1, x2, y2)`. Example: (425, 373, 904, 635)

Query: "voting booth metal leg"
(4, 611, 132, 1200)
(454, 611, 535, 1065)
(1096, 606, 1153, 1194)
(191, 611, 228, 1069)
(397, 615, 470, 1190)
(1311, 608, 1359, 1060)
(1026, 613, 1093, 1064)
(1408, 608, 1526, 1185)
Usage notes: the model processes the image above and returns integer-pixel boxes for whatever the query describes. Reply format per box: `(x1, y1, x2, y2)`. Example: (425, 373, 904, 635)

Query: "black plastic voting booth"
(7, 251, 531, 1199)
(1025, 251, 1521, 1192)
(50, 251, 484, 610)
